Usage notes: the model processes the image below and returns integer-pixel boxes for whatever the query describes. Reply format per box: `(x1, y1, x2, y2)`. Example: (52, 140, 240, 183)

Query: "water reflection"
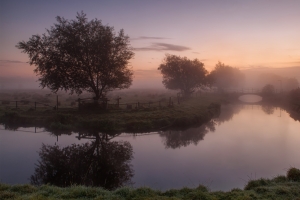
(261, 105, 275, 115)
(215, 104, 243, 124)
(31, 132, 134, 189)
(159, 121, 216, 149)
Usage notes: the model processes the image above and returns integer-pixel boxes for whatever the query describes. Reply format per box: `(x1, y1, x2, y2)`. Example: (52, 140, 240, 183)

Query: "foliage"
(31, 133, 133, 190)
(261, 84, 275, 96)
(207, 61, 245, 90)
(257, 73, 299, 92)
(16, 12, 134, 100)
(289, 87, 300, 103)
(287, 167, 300, 181)
(158, 54, 208, 97)
(1, 167, 300, 200)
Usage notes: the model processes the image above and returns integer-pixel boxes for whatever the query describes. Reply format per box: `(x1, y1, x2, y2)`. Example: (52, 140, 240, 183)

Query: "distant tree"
(16, 12, 134, 100)
(257, 73, 299, 92)
(207, 62, 245, 91)
(284, 78, 299, 91)
(261, 84, 275, 96)
(158, 54, 208, 97)
(289, 88, 300, 103)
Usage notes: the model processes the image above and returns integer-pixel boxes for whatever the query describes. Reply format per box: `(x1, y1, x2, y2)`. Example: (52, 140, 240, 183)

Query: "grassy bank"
(1, 168, 300, 200)
(0, 94, 221, 133)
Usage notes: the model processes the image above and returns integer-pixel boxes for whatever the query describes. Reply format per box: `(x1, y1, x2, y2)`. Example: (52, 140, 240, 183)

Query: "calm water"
(0, 104, 300, 191)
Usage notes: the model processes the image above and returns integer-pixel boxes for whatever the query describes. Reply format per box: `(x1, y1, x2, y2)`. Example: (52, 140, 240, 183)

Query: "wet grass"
(1, 168, 300, 200)
(0, 93, 222, 132)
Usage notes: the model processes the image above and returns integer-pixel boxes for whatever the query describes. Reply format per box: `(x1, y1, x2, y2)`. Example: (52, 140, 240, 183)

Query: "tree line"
(17, 12, 297, 101)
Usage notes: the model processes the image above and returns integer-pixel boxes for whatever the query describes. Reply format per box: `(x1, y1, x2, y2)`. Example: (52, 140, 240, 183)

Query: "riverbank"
(1, 167, 300, 200)
(0, 95, 221, 133)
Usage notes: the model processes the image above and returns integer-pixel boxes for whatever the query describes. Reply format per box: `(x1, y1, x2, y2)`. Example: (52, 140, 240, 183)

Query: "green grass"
(0, 92, 222, 133)
(1, 168, 300, 200)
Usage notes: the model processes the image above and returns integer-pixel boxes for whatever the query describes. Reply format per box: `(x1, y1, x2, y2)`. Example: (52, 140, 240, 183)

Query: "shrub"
(244, 178, 271, 190)
(272, 175, 287, 183)
(261, 84, 275, 96)
(287, 167, 300, 181)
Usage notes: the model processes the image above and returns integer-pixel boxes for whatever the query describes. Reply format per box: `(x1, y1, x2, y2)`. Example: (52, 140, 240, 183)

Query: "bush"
(287, 167, 300, 181)
(261, 84, 275, 96)
(244, 178, 271, 190)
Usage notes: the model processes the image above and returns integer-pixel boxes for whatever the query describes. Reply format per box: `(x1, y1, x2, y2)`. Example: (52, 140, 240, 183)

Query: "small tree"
(261, 84, 275, 96)
(158, 54, 208, 97)
(16, 12, 134, 100)
(207, 62, 244, 91)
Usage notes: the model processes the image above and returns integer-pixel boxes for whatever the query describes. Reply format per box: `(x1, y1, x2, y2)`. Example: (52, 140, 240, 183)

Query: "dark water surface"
(1, 104, 300, 191)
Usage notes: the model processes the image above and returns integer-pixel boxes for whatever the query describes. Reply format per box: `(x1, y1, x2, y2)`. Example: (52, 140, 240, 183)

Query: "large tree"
(158, 54, 208, 96)
(16, 12, 134, 100)
(207, 62, 245, 91)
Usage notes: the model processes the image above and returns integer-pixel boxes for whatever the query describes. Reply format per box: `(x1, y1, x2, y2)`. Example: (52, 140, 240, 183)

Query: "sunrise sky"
(1, 0, 300, 88)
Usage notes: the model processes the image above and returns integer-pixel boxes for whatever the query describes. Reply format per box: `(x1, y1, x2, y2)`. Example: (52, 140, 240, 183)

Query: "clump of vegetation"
(261, 84, 275, 96)
(1, 167, 300, 200)
(287, 167, 300, 181)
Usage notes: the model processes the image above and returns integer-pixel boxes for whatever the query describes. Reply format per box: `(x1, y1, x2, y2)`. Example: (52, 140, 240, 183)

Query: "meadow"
(0, 89, 221, 133)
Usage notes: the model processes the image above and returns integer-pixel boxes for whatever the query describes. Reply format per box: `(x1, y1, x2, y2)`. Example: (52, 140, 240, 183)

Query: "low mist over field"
(1, 66, 299, 90)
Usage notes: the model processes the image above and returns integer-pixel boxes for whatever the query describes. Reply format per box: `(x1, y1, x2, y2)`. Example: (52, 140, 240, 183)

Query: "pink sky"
(1, 0, 299, 88)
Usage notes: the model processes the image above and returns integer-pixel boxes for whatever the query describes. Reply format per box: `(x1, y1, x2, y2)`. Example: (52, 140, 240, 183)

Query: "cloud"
(0, 60, 25, 63)
(131, 36, 170, 40)
(0, 60, 26, 66)
(134, 43, 190, 52)
(192, 52, 199, 54)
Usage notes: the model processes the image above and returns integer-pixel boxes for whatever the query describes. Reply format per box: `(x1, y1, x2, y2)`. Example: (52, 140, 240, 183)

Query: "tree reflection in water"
(31, 132, 134, 190)
(159, 120, 216, 149)
(262, 105, 275, 115)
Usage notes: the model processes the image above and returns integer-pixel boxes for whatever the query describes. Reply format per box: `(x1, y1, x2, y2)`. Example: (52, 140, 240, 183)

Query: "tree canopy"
(207, 62, 245, 90)
(261, 84, 275, 96)
(158, 54, 208, 96)
(16, 12, 134, 100)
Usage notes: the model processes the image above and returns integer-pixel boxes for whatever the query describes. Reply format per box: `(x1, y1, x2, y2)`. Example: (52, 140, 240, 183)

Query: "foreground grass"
(1, 168, 300, 200)
(0, 94, 222, 133)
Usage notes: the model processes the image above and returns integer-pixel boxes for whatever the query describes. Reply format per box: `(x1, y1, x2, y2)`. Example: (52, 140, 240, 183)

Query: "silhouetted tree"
(257, 73, 299, 92)
(207, 62, 244, 91)
(261, 84, 275, 96)
(284, 78, 299, 91)
(31, 132, 134, 189)
(16, 12, 134, 100)
(158, 54, 208, 97)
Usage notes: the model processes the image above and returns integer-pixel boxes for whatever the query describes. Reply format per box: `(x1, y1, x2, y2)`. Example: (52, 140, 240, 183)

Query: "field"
(0, 89, 221, 133)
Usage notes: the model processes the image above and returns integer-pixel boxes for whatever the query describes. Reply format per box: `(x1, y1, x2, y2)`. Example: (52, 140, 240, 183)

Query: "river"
(0, 104, 299, 191)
